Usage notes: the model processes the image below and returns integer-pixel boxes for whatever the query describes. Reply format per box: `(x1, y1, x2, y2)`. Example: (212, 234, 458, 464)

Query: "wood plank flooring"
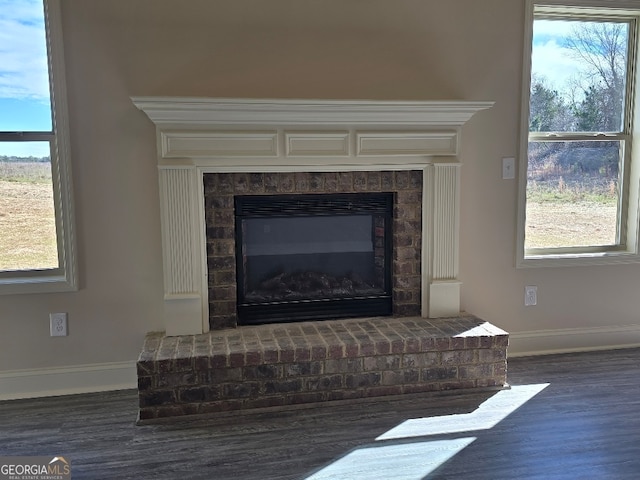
(1, 348, 639, 479)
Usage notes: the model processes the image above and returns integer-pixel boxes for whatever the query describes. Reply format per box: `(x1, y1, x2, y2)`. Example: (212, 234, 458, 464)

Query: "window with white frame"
(518, 0, 640, 266)
(0, 0, 76, 293)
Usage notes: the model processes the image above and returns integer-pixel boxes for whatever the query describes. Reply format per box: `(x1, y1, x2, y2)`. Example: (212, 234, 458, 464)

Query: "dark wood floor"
(1, 348, 639, 479)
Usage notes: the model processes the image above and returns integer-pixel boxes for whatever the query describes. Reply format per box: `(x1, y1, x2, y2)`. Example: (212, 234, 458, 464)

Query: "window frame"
(517, 0, 640, 267)
(0, 0, 77, 294)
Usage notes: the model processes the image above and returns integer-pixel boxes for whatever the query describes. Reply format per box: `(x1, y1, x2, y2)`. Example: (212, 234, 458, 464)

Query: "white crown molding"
(132, 97, 494, 128)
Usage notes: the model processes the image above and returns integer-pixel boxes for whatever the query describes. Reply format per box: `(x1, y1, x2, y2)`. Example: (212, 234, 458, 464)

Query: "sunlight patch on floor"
(305, 383, 550, 479)
(377, 383, 549, 441)
(305, 437, 476, 480)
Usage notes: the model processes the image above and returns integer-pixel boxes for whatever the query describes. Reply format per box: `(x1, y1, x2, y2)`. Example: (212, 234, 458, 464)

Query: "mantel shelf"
(132, 97, 494, 129)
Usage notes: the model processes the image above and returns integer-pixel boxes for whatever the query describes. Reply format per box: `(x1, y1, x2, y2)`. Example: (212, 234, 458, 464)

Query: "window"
(518, 0, 640, 266)
(0, 0, 76, 293)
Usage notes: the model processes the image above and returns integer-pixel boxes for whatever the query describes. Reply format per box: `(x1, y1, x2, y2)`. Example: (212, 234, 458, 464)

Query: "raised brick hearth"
(136, 315, 508, 422)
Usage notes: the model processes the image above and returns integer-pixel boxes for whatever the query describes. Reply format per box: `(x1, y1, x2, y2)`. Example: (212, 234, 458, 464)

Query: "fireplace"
(132, 98, 494, 336)
(234, 192, 394, 324)
(133, 98, 507, 421)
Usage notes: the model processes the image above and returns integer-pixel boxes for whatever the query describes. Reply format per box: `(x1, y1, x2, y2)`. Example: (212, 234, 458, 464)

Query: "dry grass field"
(0, 162, 619, 271)
(525, 175, 619, 249)
(526, 201, 617, 249)
(0, 162, 58, 271)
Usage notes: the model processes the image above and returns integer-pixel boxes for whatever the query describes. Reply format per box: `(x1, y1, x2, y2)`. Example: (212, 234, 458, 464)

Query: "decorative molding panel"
(158, 168, 199, 296)
(161, 131, 278, 158)
(285, 132, 350, 157)
(357, 132, 458, 156)
(432, 164, 460, 280)
(160, 130, 459, 160)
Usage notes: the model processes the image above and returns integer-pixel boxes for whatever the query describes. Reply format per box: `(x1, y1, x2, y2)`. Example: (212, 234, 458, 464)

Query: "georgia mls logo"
(49, 457, 70, 475)
(0, 456, 71, 479)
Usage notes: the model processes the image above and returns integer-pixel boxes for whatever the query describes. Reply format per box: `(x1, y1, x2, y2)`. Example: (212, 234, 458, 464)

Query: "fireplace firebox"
(234, 192, 394, 324)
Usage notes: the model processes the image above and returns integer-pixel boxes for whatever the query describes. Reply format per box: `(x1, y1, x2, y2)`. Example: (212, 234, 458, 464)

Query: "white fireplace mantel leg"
(158, 166, 206, 336)
(423, 161, 461, 318)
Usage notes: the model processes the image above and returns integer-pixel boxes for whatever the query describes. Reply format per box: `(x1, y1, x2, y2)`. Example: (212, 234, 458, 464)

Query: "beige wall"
(1, 0, 639, 380)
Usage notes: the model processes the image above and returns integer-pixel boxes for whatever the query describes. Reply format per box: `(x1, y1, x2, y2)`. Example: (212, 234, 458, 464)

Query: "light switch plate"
(502, 157, 516, 180)
(524, 286, 537, 306)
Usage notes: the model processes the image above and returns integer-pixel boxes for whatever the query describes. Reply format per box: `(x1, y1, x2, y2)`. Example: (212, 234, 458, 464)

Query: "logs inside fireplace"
(235, 192, 394, 324)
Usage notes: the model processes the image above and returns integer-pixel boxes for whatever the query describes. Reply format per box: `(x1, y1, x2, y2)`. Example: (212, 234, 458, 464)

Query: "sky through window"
(0, 0, 52, 157)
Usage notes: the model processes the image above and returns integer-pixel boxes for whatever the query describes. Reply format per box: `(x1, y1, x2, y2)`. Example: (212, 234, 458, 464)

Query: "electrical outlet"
(524, 286, 537, 306)
(502, 157, 516, 179)
(50, 313, 68, 336)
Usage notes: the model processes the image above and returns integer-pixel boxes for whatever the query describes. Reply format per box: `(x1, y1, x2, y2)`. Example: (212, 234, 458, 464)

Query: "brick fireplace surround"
(204, 170, 423, 330)
(133, 98, 507, 421)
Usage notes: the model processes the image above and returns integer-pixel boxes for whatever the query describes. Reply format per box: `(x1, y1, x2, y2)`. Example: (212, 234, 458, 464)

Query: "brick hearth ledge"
(137, 315, 508, 422)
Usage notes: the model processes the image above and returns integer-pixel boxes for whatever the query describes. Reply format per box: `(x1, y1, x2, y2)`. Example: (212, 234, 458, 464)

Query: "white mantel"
(133, 97, 493, 336)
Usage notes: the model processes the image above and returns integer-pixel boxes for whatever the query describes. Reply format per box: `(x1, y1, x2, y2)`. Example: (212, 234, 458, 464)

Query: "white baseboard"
(0, 361, 137, 401)
(508, 324, 640, 357)
(2, 326, 639, 401)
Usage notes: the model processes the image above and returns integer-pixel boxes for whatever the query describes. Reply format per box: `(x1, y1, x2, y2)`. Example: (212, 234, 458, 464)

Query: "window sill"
(0, 270, 78, 295)
(517, 249, 640, 268)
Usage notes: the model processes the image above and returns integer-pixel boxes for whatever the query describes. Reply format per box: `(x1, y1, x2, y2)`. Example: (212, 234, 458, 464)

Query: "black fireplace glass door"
(235, 193, 393, 324)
